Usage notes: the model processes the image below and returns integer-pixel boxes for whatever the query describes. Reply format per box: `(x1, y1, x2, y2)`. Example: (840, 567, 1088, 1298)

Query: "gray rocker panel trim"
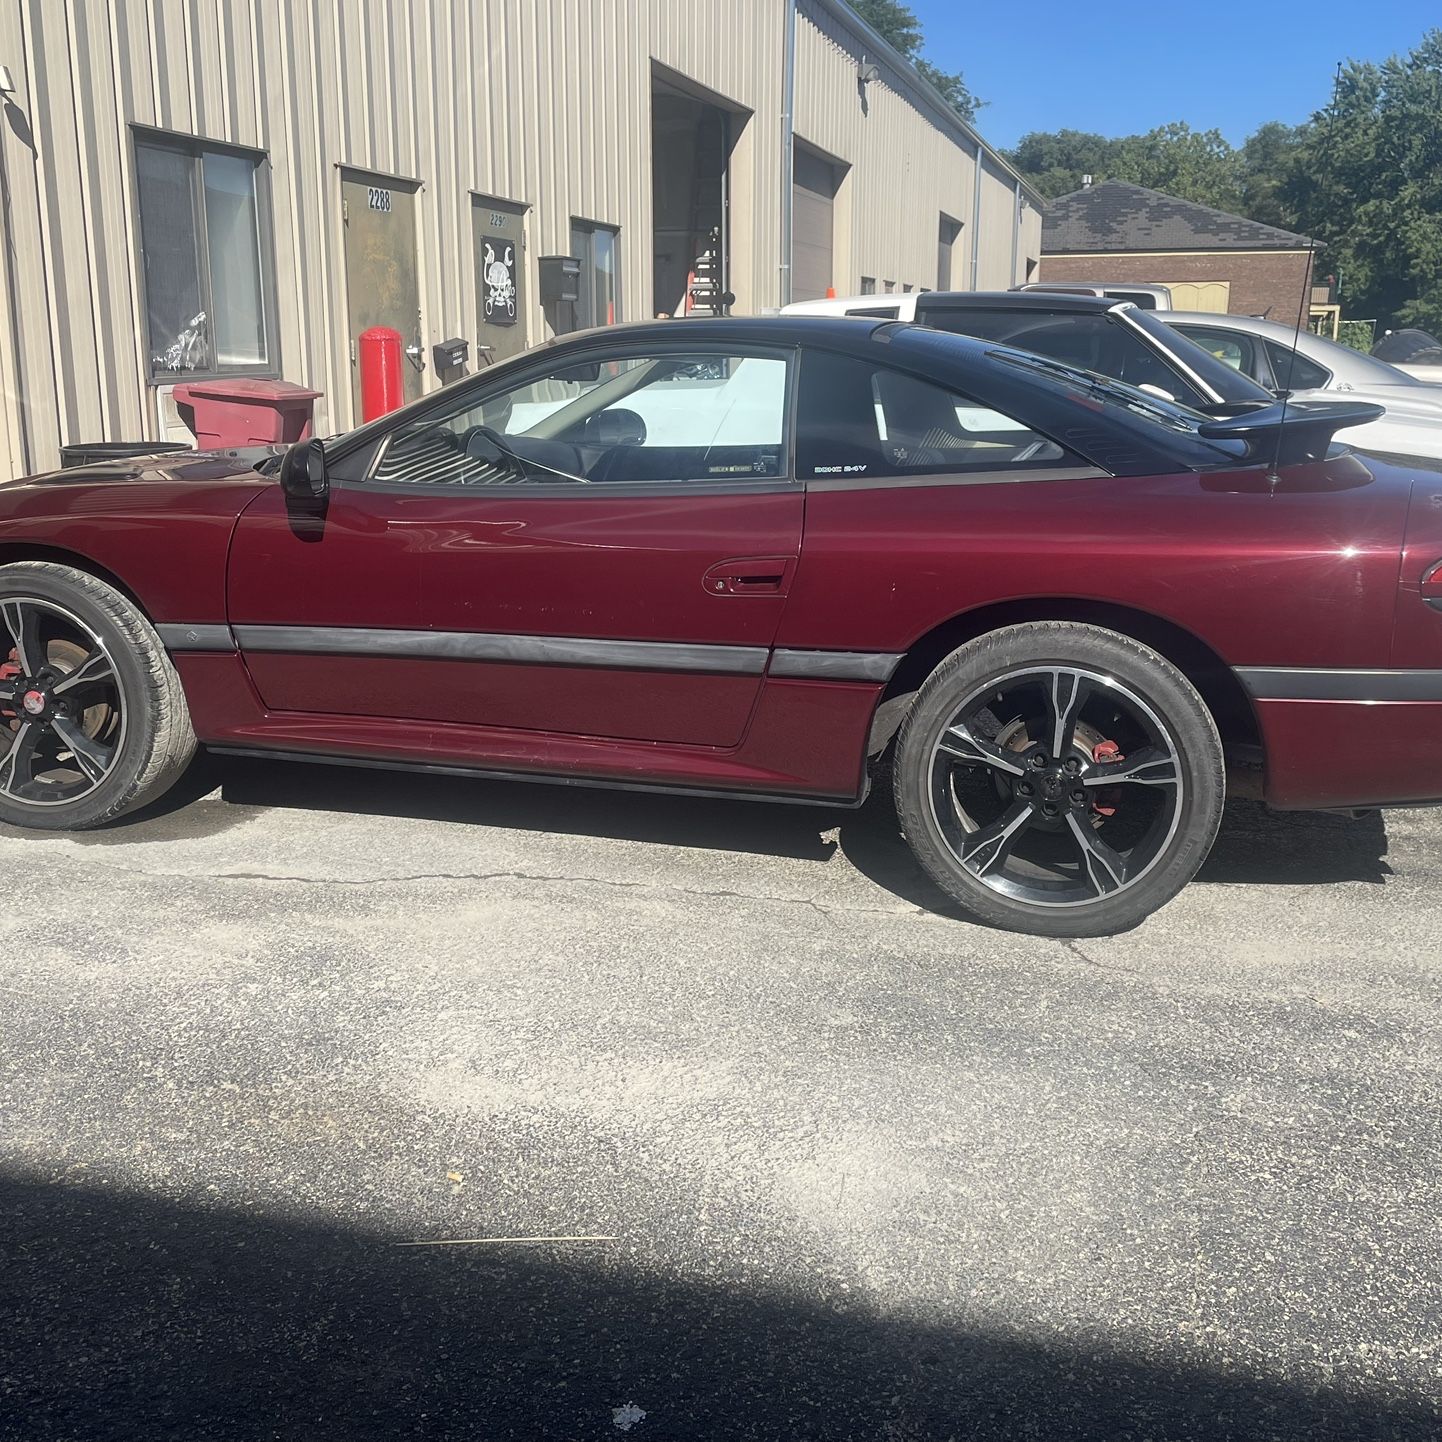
(769, 649, 903, 682)
(1236, 666, 1442, 703)
(157, 623, 236, 651)
(230, 625, 770, 676)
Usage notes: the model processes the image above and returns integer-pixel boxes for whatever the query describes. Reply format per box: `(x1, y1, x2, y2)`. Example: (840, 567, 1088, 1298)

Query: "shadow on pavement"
(214, 759, 1393, 890)
(38, 753, 1393, 910)
(1, 1169, 1433, 1441)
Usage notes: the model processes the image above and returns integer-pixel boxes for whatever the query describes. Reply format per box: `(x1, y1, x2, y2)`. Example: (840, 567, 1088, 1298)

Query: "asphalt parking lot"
(2, 757, 1440, 1441)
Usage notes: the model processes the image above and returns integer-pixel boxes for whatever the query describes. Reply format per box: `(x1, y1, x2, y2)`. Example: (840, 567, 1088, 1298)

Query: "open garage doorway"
(651, 74, 739, 318)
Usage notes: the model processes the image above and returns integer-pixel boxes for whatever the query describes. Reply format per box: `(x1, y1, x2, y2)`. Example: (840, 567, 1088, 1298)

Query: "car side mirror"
(584, 408, 647, 447)
(279, 437, 328, 506)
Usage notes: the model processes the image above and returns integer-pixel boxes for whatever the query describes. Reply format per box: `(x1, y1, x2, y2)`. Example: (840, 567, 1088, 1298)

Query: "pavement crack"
(1057, 937, 1140, 976)
(75, 856, 928, 923)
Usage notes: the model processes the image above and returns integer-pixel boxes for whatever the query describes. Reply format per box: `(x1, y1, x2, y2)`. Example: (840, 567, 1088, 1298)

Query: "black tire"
(0, 562, 196, 830)
(893, 622, 1225, 937)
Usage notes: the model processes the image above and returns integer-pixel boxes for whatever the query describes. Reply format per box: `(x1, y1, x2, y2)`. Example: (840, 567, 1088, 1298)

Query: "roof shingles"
(1042, 179, 1312, 253)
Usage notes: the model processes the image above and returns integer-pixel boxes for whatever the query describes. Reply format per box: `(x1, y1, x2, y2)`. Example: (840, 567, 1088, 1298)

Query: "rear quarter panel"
(782, 456, 1407, 668)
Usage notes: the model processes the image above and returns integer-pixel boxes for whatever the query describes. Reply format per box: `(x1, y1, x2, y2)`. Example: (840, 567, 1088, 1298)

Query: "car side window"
(1177, 325, 1255, 376)
(371, 352, 789, 487)
(795, 349, 1074, 481)
(1262, 340, 1331, 391)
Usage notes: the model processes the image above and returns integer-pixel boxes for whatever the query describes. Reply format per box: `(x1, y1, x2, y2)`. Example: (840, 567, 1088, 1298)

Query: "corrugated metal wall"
(0, 0, 1036, 478)
(975, 159, 1018, 289)
(793, 0, 975, 295)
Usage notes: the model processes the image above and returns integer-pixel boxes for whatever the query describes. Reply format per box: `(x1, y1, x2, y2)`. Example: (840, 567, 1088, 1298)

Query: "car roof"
(1158, 311, 1308, 340)
(548, 314, 894, 351)
(922, 290, 1126, 313)
(786, 290, 1124, 316)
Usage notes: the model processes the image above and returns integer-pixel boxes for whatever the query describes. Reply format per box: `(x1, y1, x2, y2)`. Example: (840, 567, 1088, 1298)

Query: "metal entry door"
(472, 194, 529, 366)
(792, 148, 837, 303)
(340, 168, 423, 414)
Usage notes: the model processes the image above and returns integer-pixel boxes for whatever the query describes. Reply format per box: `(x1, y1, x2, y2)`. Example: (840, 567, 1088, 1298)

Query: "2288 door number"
(367, 186, 393, 213)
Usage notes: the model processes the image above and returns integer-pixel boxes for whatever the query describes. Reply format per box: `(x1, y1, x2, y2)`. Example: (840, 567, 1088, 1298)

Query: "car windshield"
(987, 347, 1250, 463)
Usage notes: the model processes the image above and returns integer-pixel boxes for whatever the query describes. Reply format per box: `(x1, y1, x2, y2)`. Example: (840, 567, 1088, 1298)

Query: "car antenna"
(1269, 62, 1345, 485)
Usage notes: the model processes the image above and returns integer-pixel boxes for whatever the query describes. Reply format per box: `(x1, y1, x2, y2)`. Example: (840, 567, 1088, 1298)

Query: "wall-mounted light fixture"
(857, 57, 880, 88)
(0, 65, 16, 97)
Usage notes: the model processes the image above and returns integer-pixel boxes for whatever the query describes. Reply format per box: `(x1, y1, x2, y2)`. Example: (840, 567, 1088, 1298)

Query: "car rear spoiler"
(1196, 398, 1386, 466)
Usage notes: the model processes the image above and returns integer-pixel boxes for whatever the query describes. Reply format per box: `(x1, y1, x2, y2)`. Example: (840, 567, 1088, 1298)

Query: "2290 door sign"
(482, 238, 517, 324)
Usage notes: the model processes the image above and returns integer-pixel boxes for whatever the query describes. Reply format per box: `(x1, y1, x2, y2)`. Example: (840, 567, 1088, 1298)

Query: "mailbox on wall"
(538, 255, 582, 304)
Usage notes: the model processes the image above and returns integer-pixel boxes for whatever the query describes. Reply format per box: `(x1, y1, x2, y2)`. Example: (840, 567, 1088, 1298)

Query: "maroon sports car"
(0, 316, 1430, 936)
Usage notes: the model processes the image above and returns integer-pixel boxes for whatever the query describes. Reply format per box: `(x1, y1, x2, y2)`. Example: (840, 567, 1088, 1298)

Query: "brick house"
(1039, 179, 1315, 322)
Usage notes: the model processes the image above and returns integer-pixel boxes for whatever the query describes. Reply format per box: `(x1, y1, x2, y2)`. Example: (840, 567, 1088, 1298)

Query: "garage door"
(792, 148, 838, 302)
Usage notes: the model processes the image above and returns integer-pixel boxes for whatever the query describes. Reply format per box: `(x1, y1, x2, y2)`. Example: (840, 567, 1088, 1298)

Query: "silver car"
(1157, 310, 1442, 463)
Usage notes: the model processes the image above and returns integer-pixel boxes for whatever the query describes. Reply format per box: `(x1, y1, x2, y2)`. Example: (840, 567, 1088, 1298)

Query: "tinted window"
(374, 352, 788, 487)
(1263, 340, 1331, 391)
(1175, 325, 1260, 378)
(916, 307, 1211, 407)
(990, 349, 1250, 465)
(796, 350, 1071, 481)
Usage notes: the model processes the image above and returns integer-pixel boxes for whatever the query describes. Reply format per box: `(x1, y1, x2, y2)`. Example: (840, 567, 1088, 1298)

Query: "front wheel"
(0, 562, 197, 830)
(893, 622, 1225, 937)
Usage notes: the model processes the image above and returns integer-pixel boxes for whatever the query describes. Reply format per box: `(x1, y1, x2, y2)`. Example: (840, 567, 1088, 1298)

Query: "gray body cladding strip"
(168, 625, 902, 683)
(1237, 667, 1442, 703)
(157, 623, 236, 651)
(769, 649, 902, 682)
(231, 625, 770, 676)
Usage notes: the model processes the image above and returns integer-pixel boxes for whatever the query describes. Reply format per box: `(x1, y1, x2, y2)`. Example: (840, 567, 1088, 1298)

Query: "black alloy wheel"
(0, 563, 196, 830)
(0, 596, 126, 805)
(894, 622, 1225, 936)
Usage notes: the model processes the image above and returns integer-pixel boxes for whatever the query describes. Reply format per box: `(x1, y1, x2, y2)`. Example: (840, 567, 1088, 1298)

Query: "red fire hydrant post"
(359, 326, 405, 421)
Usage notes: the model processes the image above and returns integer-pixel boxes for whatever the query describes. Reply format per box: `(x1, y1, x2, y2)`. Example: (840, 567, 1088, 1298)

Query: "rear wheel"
(0, 562, 196, 830)
(893, 622, 1225, 936)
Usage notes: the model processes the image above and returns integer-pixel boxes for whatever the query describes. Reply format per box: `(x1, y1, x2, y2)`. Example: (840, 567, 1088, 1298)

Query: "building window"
(570, 218, 620, 329)
(883, 280, 895, 293)
(860, 276, 876, 295)
(134, 131, 275, 378)
(902, 283, 913, 293)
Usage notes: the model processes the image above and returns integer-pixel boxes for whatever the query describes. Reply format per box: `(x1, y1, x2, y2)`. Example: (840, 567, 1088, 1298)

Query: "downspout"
(779, 0, 797, 307)
(969, 145, 983, 289)
(1010, 178, 1021, 286)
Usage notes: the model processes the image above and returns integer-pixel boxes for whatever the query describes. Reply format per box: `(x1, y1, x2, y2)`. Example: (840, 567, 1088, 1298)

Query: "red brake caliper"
(1091, 738, 1123, 817)
(0, 649, 19, 718)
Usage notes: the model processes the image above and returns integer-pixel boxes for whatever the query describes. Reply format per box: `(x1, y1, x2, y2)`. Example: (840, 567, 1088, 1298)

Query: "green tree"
(1007, 129, 1117, 199)
(1284, 30, 1442, 333)
(846, 0, 981, 122)
(1237, 121, 1305, 231)
(1112, 123, 1243, 211)
(1009, 123, 1243, 210)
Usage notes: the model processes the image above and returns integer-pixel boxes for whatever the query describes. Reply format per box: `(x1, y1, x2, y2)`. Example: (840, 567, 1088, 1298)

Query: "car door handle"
(702, 557, 794, 597)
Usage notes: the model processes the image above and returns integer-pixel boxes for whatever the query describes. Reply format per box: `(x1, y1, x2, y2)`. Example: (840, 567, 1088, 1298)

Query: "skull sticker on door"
(482, 239, 517, 325)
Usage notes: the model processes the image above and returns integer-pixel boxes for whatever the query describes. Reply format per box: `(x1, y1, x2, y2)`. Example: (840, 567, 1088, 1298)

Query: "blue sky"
(908, 0, 1434, 151)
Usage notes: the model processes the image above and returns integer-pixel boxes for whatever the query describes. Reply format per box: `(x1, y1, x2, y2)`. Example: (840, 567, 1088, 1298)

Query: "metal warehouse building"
(0, 0, 1042, 478)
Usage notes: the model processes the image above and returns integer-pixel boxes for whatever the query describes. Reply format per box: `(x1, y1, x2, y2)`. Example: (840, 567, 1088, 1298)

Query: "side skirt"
(206, 745, 871, 810)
